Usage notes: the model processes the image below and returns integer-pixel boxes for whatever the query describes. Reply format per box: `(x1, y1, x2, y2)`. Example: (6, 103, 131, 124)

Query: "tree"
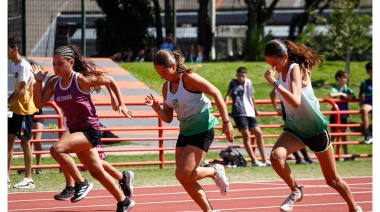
(288, 0, 330, 40)
(242, 0, 279, 61)
(152, 0, 164, 50)
(197, 0, 212, 61)
(94, 0, 154, 57)
(298, 0, 372, 74)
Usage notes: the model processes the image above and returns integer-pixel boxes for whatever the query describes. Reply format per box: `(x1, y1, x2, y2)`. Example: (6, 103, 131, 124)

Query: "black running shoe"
(54, 186, 75, 201)
(71, 179, 93, 203)
(119, 171, 134, 197)
(116, 197, 135, 212)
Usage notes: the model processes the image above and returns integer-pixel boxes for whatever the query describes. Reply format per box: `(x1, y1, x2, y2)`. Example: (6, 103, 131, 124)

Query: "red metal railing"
(11, 98, 372, 170)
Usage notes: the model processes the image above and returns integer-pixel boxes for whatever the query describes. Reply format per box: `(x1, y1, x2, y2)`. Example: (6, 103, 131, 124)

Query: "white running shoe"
(212, 164, 229, 196)
(364, 136, 373, 144)
(252, 161, 266, 167)
(263, 160, 272, 166)
(7, 177, 10, 189)
(280, 186, 304, 212)
(13, 177, 35, 189)
(356, 204, 363, 212)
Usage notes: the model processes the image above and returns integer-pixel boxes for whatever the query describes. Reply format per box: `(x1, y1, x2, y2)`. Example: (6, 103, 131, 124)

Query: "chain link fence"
(8, 0, 372, 59)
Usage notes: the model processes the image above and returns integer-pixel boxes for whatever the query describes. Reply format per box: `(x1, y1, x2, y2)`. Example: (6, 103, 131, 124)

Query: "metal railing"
(10, 98, 372, 170)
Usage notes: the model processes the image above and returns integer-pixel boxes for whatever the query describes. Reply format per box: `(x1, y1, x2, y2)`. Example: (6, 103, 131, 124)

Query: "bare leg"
(77, 148, 125, 202)
(250, 126, 268, 163)
(101, 160, 122, 181)
(270, 132, 305, 191)
(360, 104, 372, 137)
(20, 139, 33, 179)
(240, 129, 259, 163)
(315, 145, 358, 212)
(8, 134, 16, 177)
(175, 146, 217, 212)
(32, 121, 44, 166)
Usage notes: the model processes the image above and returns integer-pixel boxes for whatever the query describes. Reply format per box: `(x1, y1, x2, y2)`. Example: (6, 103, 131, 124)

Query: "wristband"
(273, 80, 280, 88)
(223, 120, 230, 124)
(154, 107, 160, 111)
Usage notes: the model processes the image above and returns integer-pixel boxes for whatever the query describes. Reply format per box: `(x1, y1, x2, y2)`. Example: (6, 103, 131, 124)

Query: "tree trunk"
(197, 0, 212, 61)
(153, 0, 163, 49)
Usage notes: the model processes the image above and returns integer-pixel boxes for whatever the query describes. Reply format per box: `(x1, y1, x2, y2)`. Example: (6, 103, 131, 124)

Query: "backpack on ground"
(219, 147, 247, 167)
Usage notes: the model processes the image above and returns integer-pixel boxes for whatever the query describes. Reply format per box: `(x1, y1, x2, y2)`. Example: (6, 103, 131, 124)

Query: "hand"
(31, 64, 48, 82)
(264, 67, 276, 85)
(145, 93, 160, 110)
(222, 122, 235, 143)
(119, 105, 133, 119)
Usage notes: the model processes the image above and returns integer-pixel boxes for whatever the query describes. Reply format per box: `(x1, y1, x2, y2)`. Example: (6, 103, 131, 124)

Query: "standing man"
(8, 37, 39, 189)
(225, 67, 271, 167)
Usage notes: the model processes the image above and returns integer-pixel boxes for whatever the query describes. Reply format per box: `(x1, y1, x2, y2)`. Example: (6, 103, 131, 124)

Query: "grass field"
(8, 153, 372, 192)
(8, 60, 373, 193)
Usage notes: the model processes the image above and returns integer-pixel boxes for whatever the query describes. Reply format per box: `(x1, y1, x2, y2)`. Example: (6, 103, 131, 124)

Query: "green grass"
(9, 153, 372, 192)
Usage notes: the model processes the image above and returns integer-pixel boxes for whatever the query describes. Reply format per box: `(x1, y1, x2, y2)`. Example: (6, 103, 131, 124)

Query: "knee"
(50, 145, 61, 158)
(270, 150, 286, 165)
(325, 177, 343, 189)
(175, 169, 192, 184)
(20, 141, 30, 150)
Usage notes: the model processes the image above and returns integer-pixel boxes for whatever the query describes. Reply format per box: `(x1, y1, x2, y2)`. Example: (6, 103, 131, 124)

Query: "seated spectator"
(160, 33, 174, 51)
(135, 48, 145, 62)
(359, 62, 373, 144)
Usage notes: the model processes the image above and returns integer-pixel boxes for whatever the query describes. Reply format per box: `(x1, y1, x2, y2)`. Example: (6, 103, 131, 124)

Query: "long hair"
(54, 45, 107, 92)
(154, 49, 199, 74)
(265, 39, 323, 72)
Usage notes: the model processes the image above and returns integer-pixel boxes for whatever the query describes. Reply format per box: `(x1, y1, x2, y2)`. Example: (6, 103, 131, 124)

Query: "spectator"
(195, 44, 204, 63)
(188, 44, 196, 63)
(329, 70, 355, 159)
(159, 33, 174, 51)
(145, 48, 156, 62)
(8, 37, 39, 189)
(269, 88, 316, 165)
(359, 62, 372, 144)
(134, 48, 146, 62)
(225, 67, 271, 167)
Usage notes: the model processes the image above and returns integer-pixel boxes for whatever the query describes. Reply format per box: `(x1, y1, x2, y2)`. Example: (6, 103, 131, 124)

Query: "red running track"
(8, 176, 372, 211)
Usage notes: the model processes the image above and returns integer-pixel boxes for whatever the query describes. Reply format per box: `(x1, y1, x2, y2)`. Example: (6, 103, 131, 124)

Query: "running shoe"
(13, 178, 35, 189)
(364, 136, 373, 144)
(71, 179, 93, 203)
(252, 161, 266, 167)
(356, 204, 363, 212)
(263, 160, 272, 166)
(212, 164, 229, 196)
(7, 177, 10, 189)
(116, 197, 135, 212)
(280, 186, 304, 212)
(119, 171, 134, 197)
(54, 185, 75, 201)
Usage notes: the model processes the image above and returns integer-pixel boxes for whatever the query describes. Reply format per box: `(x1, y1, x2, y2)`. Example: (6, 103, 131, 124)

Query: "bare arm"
(145, 82, 174, 123)
(264, 66, 303, 108)
(8, 81, 27, 107)
(184, 73, 234, 143)
(78, 74, 133, 119)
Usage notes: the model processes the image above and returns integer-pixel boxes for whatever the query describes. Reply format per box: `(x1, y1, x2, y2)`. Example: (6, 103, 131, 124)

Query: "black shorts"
(8, 113, 34, 140)
(284, 128, 331, 153)
(69, 128, 102, 148)
(33, 109, 44, 124)
(176, 128, 214, 152)
(233, 116, 259, 131)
